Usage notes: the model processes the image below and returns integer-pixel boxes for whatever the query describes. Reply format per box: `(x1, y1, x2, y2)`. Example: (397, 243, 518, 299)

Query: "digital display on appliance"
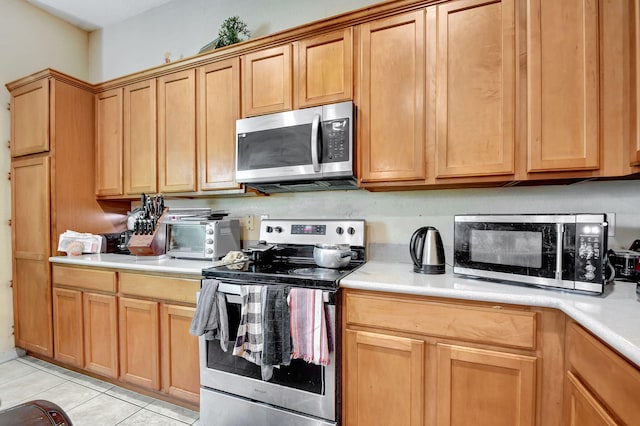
(291, 224, 326, 235)
(470, 230, 542, 268)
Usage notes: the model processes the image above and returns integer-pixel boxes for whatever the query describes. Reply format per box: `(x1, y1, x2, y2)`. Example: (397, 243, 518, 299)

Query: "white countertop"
(49, 253, 213, 278)
(50, 255, 640, 367)
(341, 261, 640, 367)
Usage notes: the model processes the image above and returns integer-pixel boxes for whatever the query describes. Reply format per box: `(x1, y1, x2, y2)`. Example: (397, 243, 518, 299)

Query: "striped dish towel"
(233, 285, 264, 365)
(288, 288, 330, 366)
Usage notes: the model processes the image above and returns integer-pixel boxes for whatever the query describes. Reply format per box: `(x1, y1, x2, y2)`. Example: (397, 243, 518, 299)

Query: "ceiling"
(27, 0, 173, 31)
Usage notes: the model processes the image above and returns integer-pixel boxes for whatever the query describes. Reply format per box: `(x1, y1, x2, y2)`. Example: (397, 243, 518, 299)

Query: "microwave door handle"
(555, 223, 564, 280)
(311, 113, 321, 173)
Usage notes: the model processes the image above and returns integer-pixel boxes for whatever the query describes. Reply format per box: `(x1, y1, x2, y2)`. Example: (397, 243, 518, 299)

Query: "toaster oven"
(165, 218, 240, 260)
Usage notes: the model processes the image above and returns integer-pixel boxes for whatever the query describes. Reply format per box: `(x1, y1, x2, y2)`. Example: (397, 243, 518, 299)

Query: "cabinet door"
(242, 45, 292, 117)
(435, 0, 515, 178)
(158, 69, 197, 193)
(10, 78, 49, 157)
(527, 0, 599, 172)
(161, 304, 199, 404)
(119, 297, 160, 390)
(344, 329, 425, 426)
(95, 89, 124, 196)
(198, 59, 241, 190)
(11, 156, 53, 357)
(124, 80, 157, 195)
(634, 3, 640, 166)
(294, 28, 353, 108)
(359, 11, 426, 182)
(84, 293, 118, 378)
(436, 344, 536, 426)
(566, 372, 619, 426)
(53, 288, 83, 367)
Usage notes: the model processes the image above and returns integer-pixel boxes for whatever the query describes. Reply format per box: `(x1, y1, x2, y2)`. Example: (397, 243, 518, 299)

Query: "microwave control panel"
(575, 221, 607, 283)
(322, 119, 350, 163)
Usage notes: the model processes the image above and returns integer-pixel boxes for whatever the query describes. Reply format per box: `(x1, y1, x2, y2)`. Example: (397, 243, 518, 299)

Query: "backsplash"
(167, 180, 640, 264)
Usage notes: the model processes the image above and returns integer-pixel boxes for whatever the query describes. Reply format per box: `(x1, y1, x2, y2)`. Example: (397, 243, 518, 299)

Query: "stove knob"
(336, 226, 344, 235)
(266, 226, 273, 233)
(274, 226, 283, 233)
(347, 227, 356, 235)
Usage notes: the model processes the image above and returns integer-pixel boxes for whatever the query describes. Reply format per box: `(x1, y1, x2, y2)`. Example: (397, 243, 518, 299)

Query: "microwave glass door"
(167, 224, 206, 256)
(455, 221, 576, 279)
(237, 124, 313, 171)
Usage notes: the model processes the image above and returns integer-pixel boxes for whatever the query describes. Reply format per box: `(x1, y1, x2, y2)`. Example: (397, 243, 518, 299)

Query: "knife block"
(127, 209, 168, 256)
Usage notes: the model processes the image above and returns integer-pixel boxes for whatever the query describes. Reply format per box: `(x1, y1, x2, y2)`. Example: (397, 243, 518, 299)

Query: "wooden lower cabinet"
(345, 330, 425, 426)
(119, 297, 161, 390)
(436, 344, 536, 426)
(53, 288, 83, 367)
(161, 304, 200, 404)
(343, 289, 551, 426)
(84, 293, 118, 378)
(565, 322, 640, 425)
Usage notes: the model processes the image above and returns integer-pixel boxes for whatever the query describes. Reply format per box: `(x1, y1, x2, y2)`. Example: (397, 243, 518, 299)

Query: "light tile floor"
(0, 356, 200, 425)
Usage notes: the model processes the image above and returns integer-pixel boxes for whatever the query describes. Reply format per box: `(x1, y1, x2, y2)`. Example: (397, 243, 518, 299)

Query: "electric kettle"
(410, 226, 446, 274)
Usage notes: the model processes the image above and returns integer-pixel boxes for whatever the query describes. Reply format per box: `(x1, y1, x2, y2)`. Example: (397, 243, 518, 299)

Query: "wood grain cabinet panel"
(161, 304, 199, 404)
(53, 288, 83, 367)
(294, 28, 353, 108)
(158, 69, 197, 193)
(344, 329, 425, 426)
(11, 156, 52, 357)
(84, 293, 118, 378)
(119, 297, 161, 390)
(124, 79, 157, 195)
(435, 0, 515, 178)
(527, 0, 599, 172)
(634, 2, 640, 166)
(436, 344, 536, 426)
(95, 88, 124, 196)
(359, 11, 426, 182)
(10, 78, 49, 157)
(198, 59, 241, 191)
(566, 372, 619, 426)
(242, 45, 292, 117)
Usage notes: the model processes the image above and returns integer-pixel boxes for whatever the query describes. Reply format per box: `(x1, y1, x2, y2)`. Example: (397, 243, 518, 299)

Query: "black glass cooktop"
(202, 259, 362, 288)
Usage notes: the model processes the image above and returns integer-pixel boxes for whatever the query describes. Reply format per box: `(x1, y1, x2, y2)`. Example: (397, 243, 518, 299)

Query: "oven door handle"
(311, 113, 321, 173)
(555, 223, 564, 280)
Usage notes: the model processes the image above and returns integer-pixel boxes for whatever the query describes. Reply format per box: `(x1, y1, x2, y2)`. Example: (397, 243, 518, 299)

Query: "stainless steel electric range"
(198, 218, 366, 426)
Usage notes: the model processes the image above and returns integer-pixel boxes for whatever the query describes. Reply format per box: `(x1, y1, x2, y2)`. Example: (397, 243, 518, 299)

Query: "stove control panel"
(261, 219, 365, 246)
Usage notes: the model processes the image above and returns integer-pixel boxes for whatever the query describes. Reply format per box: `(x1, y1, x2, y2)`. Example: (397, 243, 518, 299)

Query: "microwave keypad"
(323, 119, 349, 163)
(576, 229, 604, 282)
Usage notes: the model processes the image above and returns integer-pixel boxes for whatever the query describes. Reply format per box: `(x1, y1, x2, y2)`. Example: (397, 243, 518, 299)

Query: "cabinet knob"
(7, 172, 11, 181)
(6, 140, 10, 149)
(6, 103, 9, 111)
(8, 280, 12, 288)
(7, 219, 11, 227)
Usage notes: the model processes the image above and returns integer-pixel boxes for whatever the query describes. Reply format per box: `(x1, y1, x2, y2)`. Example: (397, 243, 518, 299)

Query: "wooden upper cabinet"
(435, 0, 515, 178)
(10, 78, 49, 157)
(436, 344, 537, 426)
(95, 88, 124, 196)
(198, 58, 241, 191)
(634, 2, 640, 167)
(294, 28, 353, 108)
(158, 69, 197, 193)
(124, 79, 157, 195)
(359, 11, 426, 183)
(242, 45, 292, 117)
(527, 0, 599, 172)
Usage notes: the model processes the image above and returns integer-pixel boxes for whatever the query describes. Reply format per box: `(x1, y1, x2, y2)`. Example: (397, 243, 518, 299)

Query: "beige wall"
(0, 0, 89, 359)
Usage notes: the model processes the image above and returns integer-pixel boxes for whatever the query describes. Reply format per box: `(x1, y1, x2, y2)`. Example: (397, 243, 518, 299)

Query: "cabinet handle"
(5, 103, 9, 111)
(7, 219, 11, 227)
(7, 172, 11, 181)
(8, 280, 12, 288)
(6, 141, 10, 149)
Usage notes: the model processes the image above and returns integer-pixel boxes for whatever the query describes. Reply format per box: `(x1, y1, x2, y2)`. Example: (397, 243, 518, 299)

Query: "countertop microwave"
(235, 101, 356, 193)
(454, 214, 610, 294)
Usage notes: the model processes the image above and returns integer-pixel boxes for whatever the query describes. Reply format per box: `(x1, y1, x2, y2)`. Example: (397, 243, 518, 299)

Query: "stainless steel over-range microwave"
(454, 214, 610, 294)
(235, 101, 355, 193)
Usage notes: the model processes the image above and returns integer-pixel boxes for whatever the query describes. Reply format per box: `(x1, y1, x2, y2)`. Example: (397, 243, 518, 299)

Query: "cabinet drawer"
(119, 272, 199, 305)
(345, 291, 536, 350)
(53, 266, 116, 293)
(567, 321, 640, 424)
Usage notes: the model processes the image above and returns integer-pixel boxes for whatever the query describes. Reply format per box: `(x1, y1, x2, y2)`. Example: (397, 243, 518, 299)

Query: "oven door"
(199, 282, 338, 422)
(453, 215, 579, 289)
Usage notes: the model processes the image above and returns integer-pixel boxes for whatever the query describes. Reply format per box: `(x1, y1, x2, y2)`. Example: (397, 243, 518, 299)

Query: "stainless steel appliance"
(235, 101, 356, 193)
(409, 226, 446, 274)
(454, 214, 610, 294)
(165, 216, 240, 260)
(609, 249, 640, 280)
(199, 218, 366, 426)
